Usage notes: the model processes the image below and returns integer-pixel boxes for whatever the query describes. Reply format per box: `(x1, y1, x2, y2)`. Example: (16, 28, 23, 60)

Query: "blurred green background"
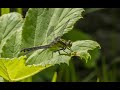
(1, 8, 120, 82)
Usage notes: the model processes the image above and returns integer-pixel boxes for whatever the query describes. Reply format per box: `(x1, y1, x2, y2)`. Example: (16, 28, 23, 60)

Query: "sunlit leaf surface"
(0, 56, 50, 82)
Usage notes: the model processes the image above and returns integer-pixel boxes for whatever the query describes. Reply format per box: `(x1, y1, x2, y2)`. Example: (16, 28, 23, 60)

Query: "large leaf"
(26, 49, 71, 65)
(21, 8, 85, 65)
(0, 56, 50, 82)
(71, 40, 101, 63)
(21, 8, 84, 48)
(0, 12, 23, 58)
(1, 30, 22, 58)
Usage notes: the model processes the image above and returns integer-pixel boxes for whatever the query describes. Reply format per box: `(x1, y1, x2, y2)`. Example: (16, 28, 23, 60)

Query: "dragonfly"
(20, 19, 73, 55)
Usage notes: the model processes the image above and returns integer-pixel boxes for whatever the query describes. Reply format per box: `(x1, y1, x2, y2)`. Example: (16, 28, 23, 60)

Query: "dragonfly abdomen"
(21, 45, 50, 52)
(20, 36, 62, 53)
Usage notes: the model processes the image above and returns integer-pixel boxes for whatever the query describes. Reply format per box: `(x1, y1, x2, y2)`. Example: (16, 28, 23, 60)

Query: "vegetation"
(0, 8, 118, 82)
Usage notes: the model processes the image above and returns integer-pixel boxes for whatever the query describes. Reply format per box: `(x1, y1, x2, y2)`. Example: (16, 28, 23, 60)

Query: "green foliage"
(63, 29, 100, 68)
(1, 8, 10, 15)
(21, 8, 100, 66)
(51, 72, 57, 82)
(21, 8, 85, 49)
(16, 8, 23, 14)
(0, 8, 101, 82)
(71, 40, 100, 63)
(63, 29, 92, 41)
(84, 8, 104, 15)
(0, 12, 23, 58)
(0, 56, 50, 82)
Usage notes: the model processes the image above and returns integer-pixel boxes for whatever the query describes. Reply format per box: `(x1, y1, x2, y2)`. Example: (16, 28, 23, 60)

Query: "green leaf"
(71, 40, 101, 63)
(26, 49, 71, 65)
(63, 29, 92, 41)
(21, 8, 84, 65)
(1, 8, 10, 15)
(1, 30, 22, 58)
(0, 56, 50, 82)
(21, 8, 84, 48)
(63, 29, 101, 68)
(16, 8, 23, 14)
(0, 77, 4, 82)
(0, 12, 23, 58)
(20, 77, 32, 82)
(51, 72, 57, 82)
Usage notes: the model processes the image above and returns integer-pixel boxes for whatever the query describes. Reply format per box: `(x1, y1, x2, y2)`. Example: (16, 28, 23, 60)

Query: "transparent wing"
(46, 19, 70, 46)
(46, 13, 79, 46)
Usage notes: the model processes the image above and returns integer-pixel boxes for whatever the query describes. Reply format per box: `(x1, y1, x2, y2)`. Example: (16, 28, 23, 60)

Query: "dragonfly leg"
(53, 49, 60, 54)
(62, 49, 69, 54)
(54, 48, 66, 55)
(67, 47, 73, 52)
(58, 50, 61, 55)
(59, 47, 69, 54)
(58, 50, 68, 55)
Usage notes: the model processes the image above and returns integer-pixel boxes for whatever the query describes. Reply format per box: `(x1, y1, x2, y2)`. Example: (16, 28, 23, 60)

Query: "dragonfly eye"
(21, 49, 29, 52)
(20, 49, 24, 52)
(25, 49, 31, 52)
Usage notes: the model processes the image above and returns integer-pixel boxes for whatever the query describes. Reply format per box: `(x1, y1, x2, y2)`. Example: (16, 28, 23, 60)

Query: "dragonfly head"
(18, 48, 29, 56)
(20, 48, 30, 53)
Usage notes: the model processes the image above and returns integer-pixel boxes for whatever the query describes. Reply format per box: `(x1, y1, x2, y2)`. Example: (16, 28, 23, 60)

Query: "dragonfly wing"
(46, 19, 70, 45)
